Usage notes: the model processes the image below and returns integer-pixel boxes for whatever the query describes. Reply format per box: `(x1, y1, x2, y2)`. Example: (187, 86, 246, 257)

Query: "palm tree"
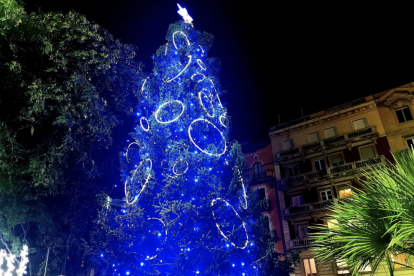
(310, 149, 414, 276)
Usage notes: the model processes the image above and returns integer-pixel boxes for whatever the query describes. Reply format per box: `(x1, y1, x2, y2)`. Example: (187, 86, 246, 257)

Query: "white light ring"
(188, 119, 227, 156)
(145, 218, 168, 260)
(219, 114, 228, 128)
(198, 45, 204, 56)
(155, 100, 185, 124)
(236, 166, 248, 209)
(211, 198, 249, 249)
(163, 55, 192, 82)
(172, 31, 190, 50)
(172, 160, 189, 176)
(125, 158, 152, 205)
(140, 117, 150, 132)
(197, 59, 206, 70)
(209, 79, 223, 108)
(141, 77, 149, 95)
(191, 73, 206, 82)
(126, 142, 142, 163)
(198, 92, 215, 118)
(165, 43, 168, 55)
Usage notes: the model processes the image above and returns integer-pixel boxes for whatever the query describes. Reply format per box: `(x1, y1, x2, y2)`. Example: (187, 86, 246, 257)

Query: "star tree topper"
(177, 3, 193, 25)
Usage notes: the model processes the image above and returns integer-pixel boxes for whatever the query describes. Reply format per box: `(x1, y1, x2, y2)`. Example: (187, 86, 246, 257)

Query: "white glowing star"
(177, 4, 193, 25)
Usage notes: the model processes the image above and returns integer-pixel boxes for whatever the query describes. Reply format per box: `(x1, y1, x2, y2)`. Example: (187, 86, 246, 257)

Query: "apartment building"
(269, 83, 414, 276)
(241, 139, 284, 254)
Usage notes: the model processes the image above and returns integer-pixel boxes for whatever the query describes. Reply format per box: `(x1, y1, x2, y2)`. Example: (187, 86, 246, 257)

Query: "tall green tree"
(0, 0, 143, 275)
(311, 150, 414, 276)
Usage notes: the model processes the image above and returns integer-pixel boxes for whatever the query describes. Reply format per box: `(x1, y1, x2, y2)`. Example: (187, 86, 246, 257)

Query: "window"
(282, 139, 294, 150)
(314, 158, 326, 171)
(390, 253, 408, 268)
(320, 189, 333, 201)
(336, 259, 350, 274)
(339, 188, 352, 198)
(406, 136, 414, 149)
(324, 127, 337, 138)
(352, 118, 367, 130)
(296, 224, 309, 239)
(253, 163, 263, 179)
(303, 258, 317, 276)
(287, 165, 299, 177)
(330, 154, 344, 167)
(307, 132, 320, 143)
(395, 106, 413, 123)
(360, 145, 376, 160)
(256, 188, 266, 200)
(292, 195, 304, 206)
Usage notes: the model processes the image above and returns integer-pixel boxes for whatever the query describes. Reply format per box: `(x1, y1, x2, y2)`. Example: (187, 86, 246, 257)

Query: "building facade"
(269, 83, 414, 276)
(241, 139, 285, 254)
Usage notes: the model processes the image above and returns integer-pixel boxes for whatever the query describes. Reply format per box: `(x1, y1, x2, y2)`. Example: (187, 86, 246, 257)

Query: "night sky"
(26, 0, 414, 142)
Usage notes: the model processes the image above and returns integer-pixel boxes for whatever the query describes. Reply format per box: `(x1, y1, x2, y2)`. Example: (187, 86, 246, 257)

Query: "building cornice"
(269, 100, 376, 137)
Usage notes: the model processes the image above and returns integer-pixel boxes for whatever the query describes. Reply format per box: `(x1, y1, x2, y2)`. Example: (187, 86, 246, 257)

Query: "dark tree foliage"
(0, 0, 143, 275)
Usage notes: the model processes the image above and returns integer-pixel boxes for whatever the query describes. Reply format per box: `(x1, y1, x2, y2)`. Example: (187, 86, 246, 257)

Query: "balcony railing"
(290, 238, 317, 249)
(282, 169, 327, 186)
(285, 199, 337, 215)
(281, 156, 385, 188)
(276, 125, 377, 160)
(260, 199, 272, 212)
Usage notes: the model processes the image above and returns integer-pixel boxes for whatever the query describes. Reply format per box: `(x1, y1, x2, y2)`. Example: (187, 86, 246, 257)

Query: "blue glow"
(106, 20, 264, 276)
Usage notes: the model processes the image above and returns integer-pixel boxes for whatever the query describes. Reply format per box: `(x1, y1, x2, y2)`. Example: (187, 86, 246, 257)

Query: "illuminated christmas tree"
(88, 5, 284, 276)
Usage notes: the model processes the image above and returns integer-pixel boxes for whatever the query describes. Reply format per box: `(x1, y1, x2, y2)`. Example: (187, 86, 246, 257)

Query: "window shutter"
(353, 118, 367, 130)
(282, 139, 294, 150)
(307, 132, 319, 143)
(324, 127, 337, 138)
(360, 146, 376, 160)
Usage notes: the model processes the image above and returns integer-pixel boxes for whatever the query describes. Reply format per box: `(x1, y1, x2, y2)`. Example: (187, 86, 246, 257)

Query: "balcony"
(244, 168, 274, 183)
(281, 156, 385, 189)
(276, 125, 377, 160)
(290, 238, 317, 249)
(285, 199, 337, 216)
(282, 169, 327, 186)
(260, 198, 272, 212)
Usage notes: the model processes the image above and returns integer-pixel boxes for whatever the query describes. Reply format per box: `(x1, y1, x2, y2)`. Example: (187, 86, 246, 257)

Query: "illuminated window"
(320, 189, 333, 201)
(324, 127, 337, 138)
(330, 154, 344, 167)
(339, 188, 352, 198)
(303, 258, 317, 276)
(360, 145, 376, 160)
(336, 259, 349, 274)
(395, 106, 413, 123)
(308, 132, 320, 143)
(390, 253, 408, 268)
(337, 259, 372, 274)
(352, 118, 367, 130)
(282, 139, 294, 150)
